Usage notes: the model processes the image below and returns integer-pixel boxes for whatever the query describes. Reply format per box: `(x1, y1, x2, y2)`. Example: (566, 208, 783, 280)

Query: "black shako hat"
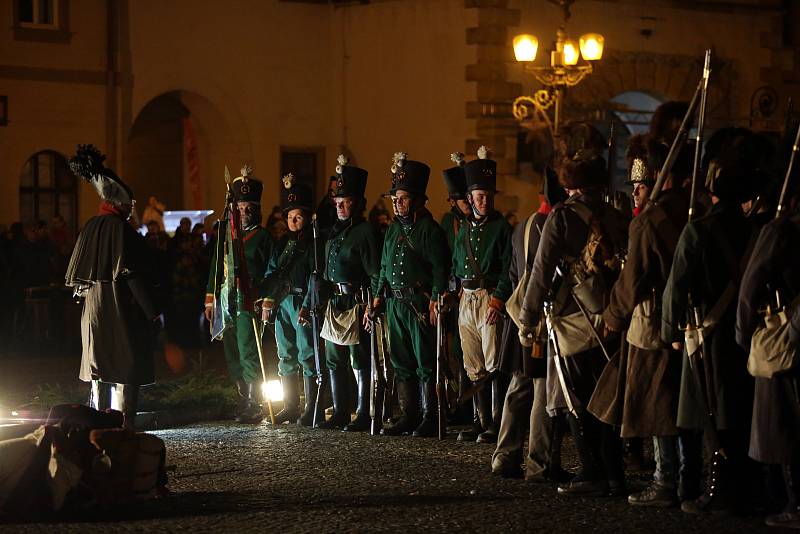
(561, 149, 608, 190)
(331, 154, 368, 199)
(280, 173, 313, 212)
(442, 152, 467, 200)
(69, 144, 134, 206)
(386, 152, 430, 198)
(464, 145, 498, 192)
(232, 164, 264, 203)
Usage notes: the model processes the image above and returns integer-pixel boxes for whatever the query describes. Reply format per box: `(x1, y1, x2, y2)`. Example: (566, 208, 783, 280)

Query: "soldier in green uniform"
(306, 155, 382, 431)
(204, 165, 273, 424)
(369, 152, 450, 437)
(451, 146, 513, 444)
(260, 173, 322, 426)
(441, 151, 482, 440)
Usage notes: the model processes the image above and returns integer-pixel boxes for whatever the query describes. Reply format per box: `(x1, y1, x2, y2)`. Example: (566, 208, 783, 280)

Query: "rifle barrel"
(688, 49, 712, 222)
(776, 121, 800, 218)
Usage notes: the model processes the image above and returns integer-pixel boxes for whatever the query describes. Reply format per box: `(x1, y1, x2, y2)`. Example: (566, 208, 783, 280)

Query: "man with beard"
(65, 145, 160, 430)
(452, 146, 513, 444)
(308, 155, 381, 431)
(519, 149, 629, 496)
(663, 128, 768, 514)
(369, 153, 450, 437)
(597, 136, 692, 507)
(261, 173, 322, 426)
(205, 165, 273, 424)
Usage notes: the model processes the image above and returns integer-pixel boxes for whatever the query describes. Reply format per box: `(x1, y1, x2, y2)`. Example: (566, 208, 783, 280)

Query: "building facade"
(1, 0, 797, 232)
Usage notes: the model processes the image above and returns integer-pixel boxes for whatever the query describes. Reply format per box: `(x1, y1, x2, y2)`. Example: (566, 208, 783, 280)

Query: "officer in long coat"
(598, 136, 692, 506)
(205, 166, 273, 424)
(736, 204, 800, 529)
(662, 128, 768, 514)
(261, 174, 322, 426)
(310, 155, 382, 431)
(371, 153, 450, 437)
(451, 146, 513, 444)
(65, 145, 160, 430)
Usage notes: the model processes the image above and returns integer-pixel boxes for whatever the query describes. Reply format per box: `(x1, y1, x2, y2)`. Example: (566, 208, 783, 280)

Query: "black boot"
(115, 384, 139, 431)
(557, 413, 608, 497)
(457, 395, 484, 441)
(274, 375, 300, 424)
(236, 383, 264, 424)
(412, 379, 439, 438)
(298, 374, 323, 427)
(681, 450, 731, 514)
(316, 367, 351, 429)
(382, 379, 420, 436)
(477, 376, 505, 444)
(344, 368, 371, 432)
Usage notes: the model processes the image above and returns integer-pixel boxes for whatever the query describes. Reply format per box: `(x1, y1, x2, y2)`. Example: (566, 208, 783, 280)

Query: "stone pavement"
(2, 421, 776, 533)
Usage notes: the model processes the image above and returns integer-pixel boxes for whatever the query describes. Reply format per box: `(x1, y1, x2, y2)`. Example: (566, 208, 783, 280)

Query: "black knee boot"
(236, 383, 264, 424)
(458, 393, 484, 441)
(316, 367, 351, 429)
(478, 374, 507, 444)
(274, 375, 300, 424)
(382, 379, 420, 436)
(557, 413, 608, 496)
(298, 374, 325, 426)
(344, 368, 371, 432)
(115, 384, 139, 431)
(412, 379, 439, 438)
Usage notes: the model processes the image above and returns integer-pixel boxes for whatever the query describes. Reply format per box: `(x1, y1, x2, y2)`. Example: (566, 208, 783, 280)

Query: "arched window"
(19, 150, 78, 233)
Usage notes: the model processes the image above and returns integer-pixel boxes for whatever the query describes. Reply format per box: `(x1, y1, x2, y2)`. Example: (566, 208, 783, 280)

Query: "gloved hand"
(518, 322, 534, 347)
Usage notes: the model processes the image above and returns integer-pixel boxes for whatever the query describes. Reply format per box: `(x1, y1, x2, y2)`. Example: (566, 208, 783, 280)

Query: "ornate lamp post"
(512, 0, 604, 134)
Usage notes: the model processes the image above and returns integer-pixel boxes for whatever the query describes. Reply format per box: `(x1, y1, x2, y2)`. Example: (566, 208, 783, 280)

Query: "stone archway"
(566, 50, 734, 121)
(125, 90, 251, 217)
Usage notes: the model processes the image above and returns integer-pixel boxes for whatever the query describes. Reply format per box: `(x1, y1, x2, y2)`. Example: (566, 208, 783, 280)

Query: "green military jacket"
(452, 210, 513, 301)
(376, 208, 450, 299)
(317, 216, 382, 302)
(206, 222, 273, 313)
(262, 231, 318, 304)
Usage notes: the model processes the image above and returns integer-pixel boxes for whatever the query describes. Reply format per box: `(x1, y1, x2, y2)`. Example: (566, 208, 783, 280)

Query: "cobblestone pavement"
(3, 422, 776, 533)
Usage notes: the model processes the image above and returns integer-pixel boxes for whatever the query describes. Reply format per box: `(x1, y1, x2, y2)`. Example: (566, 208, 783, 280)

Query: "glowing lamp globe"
(563, 40, 580, 66)
(579, 33, 605, 61)
(513, 34, 538, 62)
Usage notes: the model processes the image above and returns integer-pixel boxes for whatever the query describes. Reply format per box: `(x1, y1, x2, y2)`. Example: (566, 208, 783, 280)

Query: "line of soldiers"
(205, 104, 799, 528)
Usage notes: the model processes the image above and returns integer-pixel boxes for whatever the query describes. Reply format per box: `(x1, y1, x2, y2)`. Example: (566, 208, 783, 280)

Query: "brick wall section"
(464, 0, 522, 212)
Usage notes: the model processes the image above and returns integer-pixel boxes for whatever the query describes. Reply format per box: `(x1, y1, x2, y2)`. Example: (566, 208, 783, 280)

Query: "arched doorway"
(19, 150, 78, 234)
(125, 91, 247, 221)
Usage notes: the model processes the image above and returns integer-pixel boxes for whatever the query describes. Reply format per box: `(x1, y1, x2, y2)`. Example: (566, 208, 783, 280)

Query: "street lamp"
(512, 1, 605, 134)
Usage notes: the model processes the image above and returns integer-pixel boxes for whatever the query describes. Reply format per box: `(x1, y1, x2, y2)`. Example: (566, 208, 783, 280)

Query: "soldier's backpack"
(550, 199, 623, 357)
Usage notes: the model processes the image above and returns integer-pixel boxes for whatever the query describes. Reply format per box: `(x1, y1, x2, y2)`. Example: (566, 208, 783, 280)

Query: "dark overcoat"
(590, 187, 688, 437)
(66, 214, 159, 385)
(736, 211, 800, 464)
(662, 200, 757, 431)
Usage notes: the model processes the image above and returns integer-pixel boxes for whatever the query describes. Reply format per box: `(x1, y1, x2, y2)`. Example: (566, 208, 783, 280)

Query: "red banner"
(183, 117, 202, 209)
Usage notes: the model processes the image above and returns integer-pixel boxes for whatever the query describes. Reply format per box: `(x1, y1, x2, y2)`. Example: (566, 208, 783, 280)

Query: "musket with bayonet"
(679, 49, 726, 458)
(309, 213, 325, 427)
